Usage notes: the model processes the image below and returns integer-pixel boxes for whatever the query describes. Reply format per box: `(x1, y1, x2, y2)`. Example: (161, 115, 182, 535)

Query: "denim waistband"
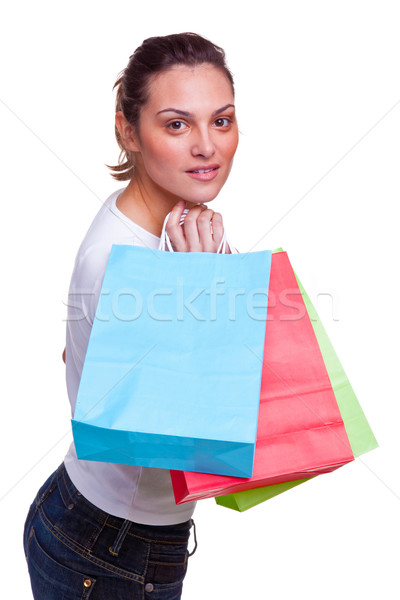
(28, 462, 197, 593)
(55, 463, 193, 542)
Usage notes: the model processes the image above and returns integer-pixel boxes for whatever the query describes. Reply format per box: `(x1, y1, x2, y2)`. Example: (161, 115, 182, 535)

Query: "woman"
(23, 32, 239, 599)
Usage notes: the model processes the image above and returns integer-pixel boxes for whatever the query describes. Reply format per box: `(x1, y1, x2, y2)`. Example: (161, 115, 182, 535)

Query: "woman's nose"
(191, 128, 216, 159)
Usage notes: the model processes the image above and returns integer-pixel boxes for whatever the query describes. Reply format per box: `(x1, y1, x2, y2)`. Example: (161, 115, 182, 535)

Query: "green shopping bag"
(216, 252, 378, 511)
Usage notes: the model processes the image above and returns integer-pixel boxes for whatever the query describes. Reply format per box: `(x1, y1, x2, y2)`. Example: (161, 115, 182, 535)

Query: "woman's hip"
(23, 462, 194, 600)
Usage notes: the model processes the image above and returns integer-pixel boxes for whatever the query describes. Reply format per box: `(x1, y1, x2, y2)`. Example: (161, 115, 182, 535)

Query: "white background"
(1, 1, 399, 598)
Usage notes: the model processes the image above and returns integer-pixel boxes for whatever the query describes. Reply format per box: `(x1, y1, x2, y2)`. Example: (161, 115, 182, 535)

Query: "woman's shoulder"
(68, 190, 124, 285)
(70, 188, 160, 287)
(79, 188, 129, 248)
(78, 188, 159, 257)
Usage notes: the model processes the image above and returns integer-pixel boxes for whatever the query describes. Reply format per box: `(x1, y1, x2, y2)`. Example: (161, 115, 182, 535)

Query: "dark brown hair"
(107, 32, 235, 181)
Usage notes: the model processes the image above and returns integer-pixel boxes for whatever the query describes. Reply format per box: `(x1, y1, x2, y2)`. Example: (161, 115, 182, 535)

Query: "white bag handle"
(158, 209, 237, 254)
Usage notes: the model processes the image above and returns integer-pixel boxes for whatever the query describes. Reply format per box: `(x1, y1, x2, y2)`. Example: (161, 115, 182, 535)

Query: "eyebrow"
(156, 103, 235, 117)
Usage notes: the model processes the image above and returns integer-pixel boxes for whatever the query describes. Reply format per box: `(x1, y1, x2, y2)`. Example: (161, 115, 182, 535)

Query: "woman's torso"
(64, 188, 196, 525)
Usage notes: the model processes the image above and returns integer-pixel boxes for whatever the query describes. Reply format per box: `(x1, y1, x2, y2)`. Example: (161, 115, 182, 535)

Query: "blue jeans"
(23, 463, 196, 599)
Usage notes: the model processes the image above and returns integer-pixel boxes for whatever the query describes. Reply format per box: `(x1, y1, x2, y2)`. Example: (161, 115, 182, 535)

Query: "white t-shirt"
(64, 188, 196, 525)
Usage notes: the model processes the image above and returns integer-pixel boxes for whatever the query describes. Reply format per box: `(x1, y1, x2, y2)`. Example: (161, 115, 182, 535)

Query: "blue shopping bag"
(72, 244, 271, 477)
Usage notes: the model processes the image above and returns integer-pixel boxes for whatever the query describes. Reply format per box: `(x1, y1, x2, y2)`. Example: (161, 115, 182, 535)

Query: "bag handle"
(158, 209, 237, 254)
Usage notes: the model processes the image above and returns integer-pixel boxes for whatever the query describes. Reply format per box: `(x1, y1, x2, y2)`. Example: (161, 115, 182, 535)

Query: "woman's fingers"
(196, 209, 218, 252)
(210, 212, 224, 248)
(169, 203, 206, 251)
(166, 202, 225, 252)
(165, 202, 189, 252)
(183, 206, 209, 251)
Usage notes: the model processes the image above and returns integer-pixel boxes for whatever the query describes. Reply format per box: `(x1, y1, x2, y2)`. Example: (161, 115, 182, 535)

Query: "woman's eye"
(214, 117, 232, 128)
(167, 121, 187, 131)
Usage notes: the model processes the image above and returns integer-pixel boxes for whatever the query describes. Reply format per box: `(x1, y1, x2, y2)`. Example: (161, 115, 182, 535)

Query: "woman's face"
(132, 63, 239, 205)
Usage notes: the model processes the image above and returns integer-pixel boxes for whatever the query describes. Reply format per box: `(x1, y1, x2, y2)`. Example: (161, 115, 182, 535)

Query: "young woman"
(23, 32, 239, 599)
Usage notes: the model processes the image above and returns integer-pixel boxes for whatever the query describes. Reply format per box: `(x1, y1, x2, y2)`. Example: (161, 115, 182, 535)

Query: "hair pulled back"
(107, 32, 235, 181)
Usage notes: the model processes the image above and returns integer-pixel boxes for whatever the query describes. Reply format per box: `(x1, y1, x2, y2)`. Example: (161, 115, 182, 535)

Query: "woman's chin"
(180, 190, 220, 207)
(185, 198, 214, 208)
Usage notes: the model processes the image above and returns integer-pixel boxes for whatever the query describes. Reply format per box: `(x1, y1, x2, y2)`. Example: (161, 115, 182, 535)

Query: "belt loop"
(36, 465, 62, 508)
(188, 518, 198, 557)
(109, 520, 131, 556)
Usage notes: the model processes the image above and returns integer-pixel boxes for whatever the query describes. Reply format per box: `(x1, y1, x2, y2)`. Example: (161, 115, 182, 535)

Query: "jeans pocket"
(146, 542, 188, 585)
(27, 529, 97, 600)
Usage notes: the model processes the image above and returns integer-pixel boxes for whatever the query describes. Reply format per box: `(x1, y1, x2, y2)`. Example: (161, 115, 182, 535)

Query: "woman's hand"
(166, 201, 230, 253)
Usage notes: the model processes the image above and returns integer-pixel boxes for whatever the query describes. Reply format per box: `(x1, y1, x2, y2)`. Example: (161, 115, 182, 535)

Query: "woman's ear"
(115, 111, 141, 152)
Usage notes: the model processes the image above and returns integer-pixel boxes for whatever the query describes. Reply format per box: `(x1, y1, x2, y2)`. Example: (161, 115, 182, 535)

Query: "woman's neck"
(116, 175, 198, 238)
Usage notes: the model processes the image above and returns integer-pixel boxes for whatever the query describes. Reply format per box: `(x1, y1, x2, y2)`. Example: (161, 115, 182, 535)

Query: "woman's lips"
(185, 165, 220, 182)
